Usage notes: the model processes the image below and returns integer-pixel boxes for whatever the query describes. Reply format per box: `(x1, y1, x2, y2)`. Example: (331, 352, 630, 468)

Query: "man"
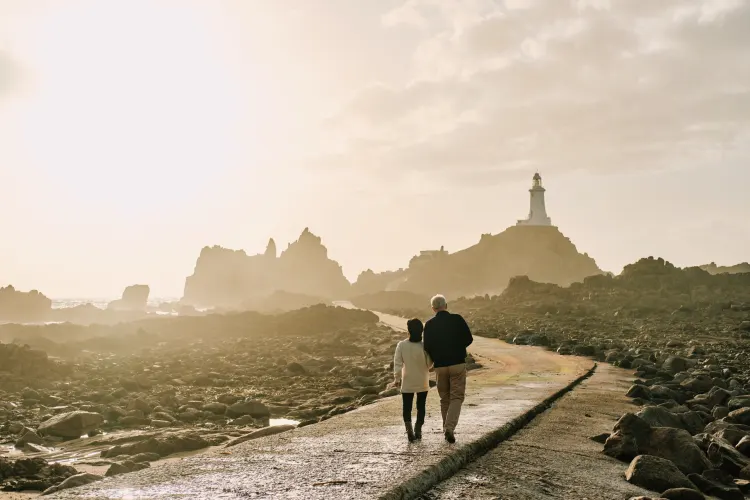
(423, 294, 473, 443)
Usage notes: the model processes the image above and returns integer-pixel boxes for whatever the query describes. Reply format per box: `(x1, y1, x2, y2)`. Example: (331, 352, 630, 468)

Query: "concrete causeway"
(50, 309, 593, 499)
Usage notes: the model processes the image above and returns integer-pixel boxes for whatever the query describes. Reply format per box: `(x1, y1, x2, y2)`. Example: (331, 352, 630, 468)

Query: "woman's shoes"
(414, 421, 423, 440)
(405, 421, 417, 442)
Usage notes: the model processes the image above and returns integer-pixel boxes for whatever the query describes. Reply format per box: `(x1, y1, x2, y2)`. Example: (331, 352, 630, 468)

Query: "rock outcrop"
(354, 225, 603, 298)
(182, 228, 351, 308)
(700, 262, 750, 275)
(0, 286, 52, 323)
(0, 342, 59, 381)
(107, 285, 150, 312)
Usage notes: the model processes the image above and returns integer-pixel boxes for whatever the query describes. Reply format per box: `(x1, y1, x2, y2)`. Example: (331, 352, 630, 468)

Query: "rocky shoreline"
(454, 259, 750, 499)
(1, 305, 407, 494)
(355, 258, 750, 498)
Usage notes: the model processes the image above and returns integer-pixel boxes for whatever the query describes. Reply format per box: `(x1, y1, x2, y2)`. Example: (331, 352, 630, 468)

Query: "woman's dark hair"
(407, 318, 423, 342)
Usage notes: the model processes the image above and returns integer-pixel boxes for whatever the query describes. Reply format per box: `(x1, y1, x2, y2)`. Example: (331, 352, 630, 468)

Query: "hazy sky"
(1, 0, 748, 298)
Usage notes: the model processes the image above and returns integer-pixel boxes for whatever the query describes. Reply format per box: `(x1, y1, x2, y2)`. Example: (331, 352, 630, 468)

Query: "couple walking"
(393, 294, 473, 443)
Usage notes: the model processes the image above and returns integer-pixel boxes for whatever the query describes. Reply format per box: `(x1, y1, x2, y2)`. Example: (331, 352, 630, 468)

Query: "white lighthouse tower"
(516, 173, 552, 226)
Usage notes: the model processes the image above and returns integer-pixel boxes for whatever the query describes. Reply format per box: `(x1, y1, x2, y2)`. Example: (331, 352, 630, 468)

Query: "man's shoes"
(414, 421, 423, 440)
(444, 430, 456, 444)
(405, 421, 417, 442)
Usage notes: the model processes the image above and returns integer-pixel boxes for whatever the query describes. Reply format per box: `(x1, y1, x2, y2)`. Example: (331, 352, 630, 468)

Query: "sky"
(0, 0, 748, 298)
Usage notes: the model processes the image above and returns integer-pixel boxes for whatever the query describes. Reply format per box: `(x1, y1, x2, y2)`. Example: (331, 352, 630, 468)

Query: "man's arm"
(423, 320, 434, 356)
(457, 315, 473, 347)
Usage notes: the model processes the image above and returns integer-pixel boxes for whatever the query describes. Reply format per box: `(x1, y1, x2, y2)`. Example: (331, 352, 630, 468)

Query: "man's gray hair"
(431, 294, 447, 310)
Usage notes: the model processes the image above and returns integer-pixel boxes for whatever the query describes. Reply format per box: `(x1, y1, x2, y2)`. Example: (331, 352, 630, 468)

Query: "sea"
(51, 298, 179, 309)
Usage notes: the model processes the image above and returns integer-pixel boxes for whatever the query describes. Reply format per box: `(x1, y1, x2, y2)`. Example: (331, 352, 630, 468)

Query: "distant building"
(410, 245, 448, 268)
(516, 173, 552, 226)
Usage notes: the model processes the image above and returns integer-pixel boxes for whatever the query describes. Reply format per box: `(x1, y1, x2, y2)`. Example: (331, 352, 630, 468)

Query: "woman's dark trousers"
(402, 391, 427, 440)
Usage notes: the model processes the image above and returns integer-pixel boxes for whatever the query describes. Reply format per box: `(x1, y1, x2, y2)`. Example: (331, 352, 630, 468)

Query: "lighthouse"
(516, 173, 552, 226)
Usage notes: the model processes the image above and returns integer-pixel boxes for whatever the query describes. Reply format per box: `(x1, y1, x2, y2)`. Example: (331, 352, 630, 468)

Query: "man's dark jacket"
(423, 310, 474, 368)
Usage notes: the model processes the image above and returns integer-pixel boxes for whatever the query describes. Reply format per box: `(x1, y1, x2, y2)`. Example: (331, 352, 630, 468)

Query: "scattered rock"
(625, 454, 698, 492)
(224, 424, 296, 448)
(41, 472, 103, 495)
(37, 411, 104, 439)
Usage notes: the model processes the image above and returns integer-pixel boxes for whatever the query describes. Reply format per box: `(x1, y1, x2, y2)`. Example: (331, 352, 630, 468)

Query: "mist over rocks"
(0, 305, 404, 493)
(182, 228, 351, 309)
(350, 291, 429, 314)
(353, 225, 603, 298)
(0, 283, 169, 325)
(352, 268, 408, 296)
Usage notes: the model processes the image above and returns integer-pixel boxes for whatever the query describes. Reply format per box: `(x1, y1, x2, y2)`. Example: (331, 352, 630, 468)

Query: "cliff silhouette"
(182, 228, 351, 308)
(0, 286, 52, 323)
(355, 225, 603, 298)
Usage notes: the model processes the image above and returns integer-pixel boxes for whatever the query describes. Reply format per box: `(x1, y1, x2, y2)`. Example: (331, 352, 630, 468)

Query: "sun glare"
(14, 1, 255, 198)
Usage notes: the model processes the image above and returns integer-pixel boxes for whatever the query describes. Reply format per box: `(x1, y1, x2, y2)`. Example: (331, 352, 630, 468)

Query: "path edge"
(378, 362, 598, 500)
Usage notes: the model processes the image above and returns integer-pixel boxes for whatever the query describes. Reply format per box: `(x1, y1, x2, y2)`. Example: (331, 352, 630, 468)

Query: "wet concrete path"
(420, 363, 651, 500)
(50, 308, 592, 499)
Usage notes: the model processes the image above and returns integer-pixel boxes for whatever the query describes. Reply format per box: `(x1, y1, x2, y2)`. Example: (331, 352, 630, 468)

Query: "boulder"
(736, 436, 750, 456)
(105, 460, 149, 477)
(727, 396, 750, 411)
(705, 387, 732, 408)
(604, 413, 652, 461)
(37, 411, 104, 438)
(604, 413, 711, 475)
(226, 400, 270, 418)
(41, 472, 103, 495)
(628, 385, 652, 399)
(101, 432, 209, 459)
(224, 425, 296, 448)
(727, 407, 750, 426)
(663, 357, 690, 374)
(15, 429, 45, 448)
(681, 375, 714, 394)
(637, 407, 689, 432)
(695, 433, 750, 476)
(625, 455, 697, 492)
(129, 452, 161, 463)
(202, 402, 227, 415)
(661, 488, 705, 500)
(687, 470, 744, 500)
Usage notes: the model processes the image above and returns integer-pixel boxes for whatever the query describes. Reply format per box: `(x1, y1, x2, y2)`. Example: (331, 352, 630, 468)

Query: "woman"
(393, 318, 433, 442)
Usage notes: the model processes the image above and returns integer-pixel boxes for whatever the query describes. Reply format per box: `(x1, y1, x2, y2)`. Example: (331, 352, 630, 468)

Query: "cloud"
(319, 0, 750, 186)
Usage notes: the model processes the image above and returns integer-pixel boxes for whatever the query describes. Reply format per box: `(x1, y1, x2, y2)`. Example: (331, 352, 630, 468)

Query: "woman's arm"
(393, 342, 404, 382)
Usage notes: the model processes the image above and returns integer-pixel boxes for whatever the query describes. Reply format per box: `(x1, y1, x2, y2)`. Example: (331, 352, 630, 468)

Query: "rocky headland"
(182, 228, 350, 309)
(0, 305, 410, 494)
(180, 224, 604, 311)
(352, 225, 604, 298)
